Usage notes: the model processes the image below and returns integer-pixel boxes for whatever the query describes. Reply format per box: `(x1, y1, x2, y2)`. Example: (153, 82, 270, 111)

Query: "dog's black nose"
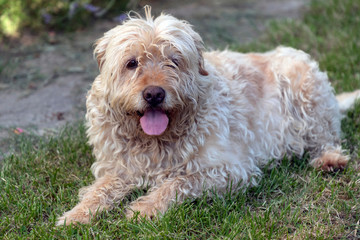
(143, 86, 165, 106)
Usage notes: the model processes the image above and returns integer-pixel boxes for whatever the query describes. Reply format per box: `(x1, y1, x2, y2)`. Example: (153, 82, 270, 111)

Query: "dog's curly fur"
(57, 7, 360, 225)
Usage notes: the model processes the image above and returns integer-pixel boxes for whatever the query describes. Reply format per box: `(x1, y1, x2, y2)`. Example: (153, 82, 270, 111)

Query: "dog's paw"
(56, 207, 92, 226)
(311, 149, 349, 172)
(126, 201, 159, 220)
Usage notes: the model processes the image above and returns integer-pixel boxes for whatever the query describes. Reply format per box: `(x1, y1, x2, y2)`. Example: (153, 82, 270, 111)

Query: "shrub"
(0, 0, 131, 38)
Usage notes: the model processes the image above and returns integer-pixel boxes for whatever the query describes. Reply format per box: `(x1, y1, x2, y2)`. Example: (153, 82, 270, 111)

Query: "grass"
(1, 0, 360, 239)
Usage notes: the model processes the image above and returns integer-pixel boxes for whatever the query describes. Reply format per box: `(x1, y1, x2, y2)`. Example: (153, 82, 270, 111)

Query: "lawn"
(1, 0, 360, 239)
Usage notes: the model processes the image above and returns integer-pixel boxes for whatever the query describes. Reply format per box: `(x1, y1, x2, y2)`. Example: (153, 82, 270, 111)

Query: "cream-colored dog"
(57, 7, 360, 225)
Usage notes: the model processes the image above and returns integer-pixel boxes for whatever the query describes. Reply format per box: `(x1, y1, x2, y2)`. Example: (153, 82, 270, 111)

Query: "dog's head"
(93, 7, 208, 137)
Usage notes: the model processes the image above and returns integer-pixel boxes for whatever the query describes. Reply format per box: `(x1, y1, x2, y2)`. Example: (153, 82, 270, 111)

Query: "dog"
(57, 7, 360, 225)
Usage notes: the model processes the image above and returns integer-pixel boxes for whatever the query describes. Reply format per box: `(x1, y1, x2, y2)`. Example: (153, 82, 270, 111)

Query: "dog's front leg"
(57, 174, 133, 226)
(126, 171, 230, 219)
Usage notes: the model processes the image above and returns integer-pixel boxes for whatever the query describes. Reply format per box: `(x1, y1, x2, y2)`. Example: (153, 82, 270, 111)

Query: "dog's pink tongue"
(140, 109, 169, 136)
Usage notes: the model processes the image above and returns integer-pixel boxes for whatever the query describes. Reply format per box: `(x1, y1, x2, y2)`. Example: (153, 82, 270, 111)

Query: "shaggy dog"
(57, 7, 360, 225)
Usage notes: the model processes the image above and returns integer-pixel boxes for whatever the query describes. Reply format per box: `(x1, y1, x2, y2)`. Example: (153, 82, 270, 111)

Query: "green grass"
(1, 0, 360, 239)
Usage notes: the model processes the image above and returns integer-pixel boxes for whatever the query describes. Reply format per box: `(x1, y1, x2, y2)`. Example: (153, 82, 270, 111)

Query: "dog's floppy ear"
(191, 31, 208, 76)
(198, 55, 208, 76)
(174, 17, 208, 76)
(94, 34, 111, 71)
(195, 43, 208, 76)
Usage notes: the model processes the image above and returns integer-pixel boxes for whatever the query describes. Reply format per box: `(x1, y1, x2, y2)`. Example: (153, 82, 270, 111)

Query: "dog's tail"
(336, 89, 360, 113)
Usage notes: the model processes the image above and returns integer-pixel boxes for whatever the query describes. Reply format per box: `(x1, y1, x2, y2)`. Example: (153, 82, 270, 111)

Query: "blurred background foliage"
(0, 0, 134, 39)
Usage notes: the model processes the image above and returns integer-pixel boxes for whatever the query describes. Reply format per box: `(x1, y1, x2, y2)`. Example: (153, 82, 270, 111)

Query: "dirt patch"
(0, 0, 309, 156)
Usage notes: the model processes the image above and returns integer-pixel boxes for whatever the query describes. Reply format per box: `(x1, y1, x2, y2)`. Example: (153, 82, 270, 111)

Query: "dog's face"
(94, 11, 208, 137)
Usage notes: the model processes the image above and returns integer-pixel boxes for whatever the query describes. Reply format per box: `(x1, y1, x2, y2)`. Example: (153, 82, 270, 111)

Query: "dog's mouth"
(136, 108, 169, 136)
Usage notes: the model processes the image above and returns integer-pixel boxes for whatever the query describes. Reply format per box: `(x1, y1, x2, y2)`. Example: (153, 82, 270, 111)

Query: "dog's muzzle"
(139, 86, 169, 136)
(143, 86, 165, 107)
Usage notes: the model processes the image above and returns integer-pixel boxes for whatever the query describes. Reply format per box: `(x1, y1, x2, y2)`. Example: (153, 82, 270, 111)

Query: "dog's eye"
(166, 64, 176, 69)
(166, 58, 179, 69)
(126, 59, 138, 69)
(172, 58, 179, 67)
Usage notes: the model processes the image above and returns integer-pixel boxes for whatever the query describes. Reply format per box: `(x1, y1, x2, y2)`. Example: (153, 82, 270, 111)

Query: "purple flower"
(68, 2, 79, 19)
(113, 13, 127, 23)
(42, 12, 52, 24)
(83, 3, 100, 13)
